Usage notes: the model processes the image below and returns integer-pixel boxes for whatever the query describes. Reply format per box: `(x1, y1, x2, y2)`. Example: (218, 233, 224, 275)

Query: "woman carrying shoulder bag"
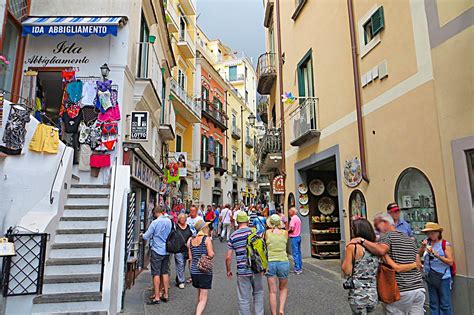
(418, 222, 455, 315)
(342, 219, 379, 314)
(188, 219, 214, 315)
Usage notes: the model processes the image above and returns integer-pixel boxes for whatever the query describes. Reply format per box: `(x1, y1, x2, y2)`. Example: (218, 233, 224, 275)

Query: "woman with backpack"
(188, 219, 214, 315)
(418, 222, 455, 315)
(265, 214, 289, 315)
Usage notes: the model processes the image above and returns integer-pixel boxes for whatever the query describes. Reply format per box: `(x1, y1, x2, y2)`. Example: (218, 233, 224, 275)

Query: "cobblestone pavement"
(122, 239, 382, 315)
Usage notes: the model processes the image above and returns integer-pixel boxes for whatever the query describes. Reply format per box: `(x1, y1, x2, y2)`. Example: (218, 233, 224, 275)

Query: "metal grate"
(8, 0, 29, 21)
(126, 192, 136, 260)
(2, 232, 47, 297)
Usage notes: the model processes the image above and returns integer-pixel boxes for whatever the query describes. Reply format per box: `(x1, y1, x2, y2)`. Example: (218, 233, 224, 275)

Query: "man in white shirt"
(219, 204, 232, 241)
(186, 205, 202, 236)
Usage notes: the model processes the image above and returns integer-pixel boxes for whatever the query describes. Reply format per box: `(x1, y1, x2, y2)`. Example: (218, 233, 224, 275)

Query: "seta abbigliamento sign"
(130, 111, 149, 141)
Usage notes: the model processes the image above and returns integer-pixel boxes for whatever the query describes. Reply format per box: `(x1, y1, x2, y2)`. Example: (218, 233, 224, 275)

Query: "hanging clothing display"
(62, 112, 81, 133)
(98, 105, 120, 122)
(28, 123, 59, 154)
(90, 153, 111, 168)
(2, 105, 31, 151)
(81, 107, 99, 123)
(81, 81, 97, 107)
(66, 81, 83, 103)
(79, 144, 92, 171)
(97, 90, 113, 113)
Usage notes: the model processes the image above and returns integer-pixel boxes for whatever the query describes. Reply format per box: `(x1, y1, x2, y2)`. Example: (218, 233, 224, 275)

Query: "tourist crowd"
(141, 201, 455, 315)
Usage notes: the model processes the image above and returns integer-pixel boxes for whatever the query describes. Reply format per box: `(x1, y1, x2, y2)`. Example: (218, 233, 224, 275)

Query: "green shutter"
(371, 6, 384, 36)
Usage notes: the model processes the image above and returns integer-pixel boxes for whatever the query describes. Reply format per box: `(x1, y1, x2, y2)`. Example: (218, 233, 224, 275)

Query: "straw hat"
(267, 214, 284, 229)
(421, 222, 443, 233)
(194, 219, 210, 233)
(236, 210, 250, 223)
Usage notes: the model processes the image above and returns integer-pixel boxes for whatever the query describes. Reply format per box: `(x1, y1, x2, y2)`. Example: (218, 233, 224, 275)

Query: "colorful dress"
(348, 247, 379, 313)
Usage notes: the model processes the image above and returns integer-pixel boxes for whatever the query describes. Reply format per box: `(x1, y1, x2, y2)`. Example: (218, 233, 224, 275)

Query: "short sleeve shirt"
(228, 227, 253, 276)
(395, 219, 413, 237)
(380, 231, 424, 292)
(142, 216, 172, 256)
(289, 215, 302, 237)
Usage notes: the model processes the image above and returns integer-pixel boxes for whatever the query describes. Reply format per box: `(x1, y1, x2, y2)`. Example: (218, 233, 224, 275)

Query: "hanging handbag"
(377, 262, 401, 304)
(196, 236, 213, 273)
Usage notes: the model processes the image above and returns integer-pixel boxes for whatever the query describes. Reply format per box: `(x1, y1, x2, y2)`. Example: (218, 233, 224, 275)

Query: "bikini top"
(66, 81, 83, 103)
(96, 80, 112, 92)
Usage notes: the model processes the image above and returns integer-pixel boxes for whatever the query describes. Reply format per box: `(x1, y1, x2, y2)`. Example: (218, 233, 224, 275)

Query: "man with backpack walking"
(226, 211, 265, 315)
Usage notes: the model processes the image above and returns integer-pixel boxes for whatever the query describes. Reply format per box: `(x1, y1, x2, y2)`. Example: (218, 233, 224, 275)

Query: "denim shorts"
(266, 261, 290, 279)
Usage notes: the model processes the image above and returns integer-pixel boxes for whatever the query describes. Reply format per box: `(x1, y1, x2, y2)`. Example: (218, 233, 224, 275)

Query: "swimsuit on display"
(81, 81, 97, 107)
(78, 122, 91, 144)
(66, 81, 83, 102)
(62, 112, 81, 133)
(62, 70, 75, 82)
(78, 144, 92, 171)
(81, 107, 99, 123)
(89, 124, 102, 150)
(2, 105, 31, 150)
(101, 122, 118, 135)
(98, 105, 120, 122)
(96, 80, 112, 92)
(65, 103, 81, 118)
(98, 90, 113, 112)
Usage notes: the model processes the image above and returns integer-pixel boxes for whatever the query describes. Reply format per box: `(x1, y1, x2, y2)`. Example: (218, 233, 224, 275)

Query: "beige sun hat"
(421, 222, 443, 233)
(267, 214, 284, 229)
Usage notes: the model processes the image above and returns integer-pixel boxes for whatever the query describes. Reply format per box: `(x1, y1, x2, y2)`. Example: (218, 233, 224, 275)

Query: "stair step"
(59, 221, 107, 230)
(57, 228, 106, 235)
(55, 234, 104, 244)
(46, 258, 102, 266)
(70, 184, 110, 189)
(65, 199, 109, 206)
(51, 242, 103, 250)
(60, 216, 108, 222)
(43, 274, 101, 284)
(42, 282, 100, 295)
(49, 248, 102, 259)
(33, 292, 102, 304)
(31, 301, 105, 314)
(67, 194, 110, 199)
(64, 205, 109, 210)
(70, 187, 111, 195)
(63, 209, 109, 218)
(45, 264, 102, 276)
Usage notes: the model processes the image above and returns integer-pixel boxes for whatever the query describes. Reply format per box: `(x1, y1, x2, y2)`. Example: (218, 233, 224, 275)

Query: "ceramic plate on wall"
(299, 204, 309, 216)
(327, 181, 338, 197)
(299, 194, 309, 205)
(318, 197, 336, 215)
(298, 183, 308, 194)
(309, 179, 325, 196)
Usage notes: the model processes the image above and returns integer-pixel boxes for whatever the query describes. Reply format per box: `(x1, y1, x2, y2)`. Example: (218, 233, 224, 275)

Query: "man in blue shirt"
(142, 207, 172, 304)
(387, 202, 414, 238)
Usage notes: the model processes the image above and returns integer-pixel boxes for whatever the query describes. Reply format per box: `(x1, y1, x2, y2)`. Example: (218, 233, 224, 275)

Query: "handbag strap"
(351, 244, 358, 277)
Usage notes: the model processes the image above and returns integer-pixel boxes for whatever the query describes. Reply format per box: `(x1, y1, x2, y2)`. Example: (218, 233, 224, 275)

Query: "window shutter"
(371, 6, 385, 36)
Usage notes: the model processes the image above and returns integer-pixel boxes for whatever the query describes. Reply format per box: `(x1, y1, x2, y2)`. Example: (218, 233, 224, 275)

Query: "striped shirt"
(228, 227, 253, 276)
(190, 236, 211, 275)
(249, 212, 258, 227)
(380, 231, 424, 292)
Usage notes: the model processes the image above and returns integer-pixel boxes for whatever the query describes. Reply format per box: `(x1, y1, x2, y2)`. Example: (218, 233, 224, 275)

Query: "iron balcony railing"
(202, 100, 228, 130)
(201, 149, 215, 166)
(231, 125, 241, 139)
(215, 156, 228, 171)
(232, 164, 243, 177)
(246, 170, 255, 181)
(257, 52, 276, 80)
(136, 42, 164, 104)
(289, 97, 320, 145)
(245, 136, 254, 148)
(170, 77, 201, 118)
(178, 28, 196, 54)
(257, 127, 282, 163)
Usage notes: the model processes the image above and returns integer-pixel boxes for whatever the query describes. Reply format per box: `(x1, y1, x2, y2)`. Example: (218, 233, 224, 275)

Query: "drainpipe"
(275, 0, 286, 179)
(347, 0, 369, 183)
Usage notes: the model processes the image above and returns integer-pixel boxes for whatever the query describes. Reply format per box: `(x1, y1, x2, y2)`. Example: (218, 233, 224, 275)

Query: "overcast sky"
(197, 0, 265, 67)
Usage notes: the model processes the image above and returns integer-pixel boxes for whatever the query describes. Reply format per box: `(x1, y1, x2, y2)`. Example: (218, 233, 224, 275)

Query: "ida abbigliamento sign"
(130, 111, 149, 141)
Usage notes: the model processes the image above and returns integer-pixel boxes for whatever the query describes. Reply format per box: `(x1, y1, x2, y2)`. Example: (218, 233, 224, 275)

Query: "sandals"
(146, 299, 160, 305)
(160, 296, 169, 303)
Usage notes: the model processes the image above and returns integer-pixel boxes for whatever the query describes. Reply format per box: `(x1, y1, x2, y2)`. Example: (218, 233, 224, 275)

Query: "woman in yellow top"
(265, 214, 289, 315)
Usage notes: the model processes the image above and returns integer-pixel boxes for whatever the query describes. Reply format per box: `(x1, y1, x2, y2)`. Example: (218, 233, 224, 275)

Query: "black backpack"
(166, 222, 186, 254)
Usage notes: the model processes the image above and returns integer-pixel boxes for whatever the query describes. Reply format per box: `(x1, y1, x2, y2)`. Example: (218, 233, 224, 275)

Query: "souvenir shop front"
(123, 142, 161, 278)
(19, 17, 127, 178)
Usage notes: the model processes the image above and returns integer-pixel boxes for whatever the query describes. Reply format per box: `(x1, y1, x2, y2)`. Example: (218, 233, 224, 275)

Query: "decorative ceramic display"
(349, 190, 367, 219)
(343, 157, 362, 188)
(318, 197, 336, 215)
(298, 194, 309, 205)
(299, 204, 309, 216)
(298, 183, 308, 194)
(309, 179, 325, 196)
(327, 180, 338, 197)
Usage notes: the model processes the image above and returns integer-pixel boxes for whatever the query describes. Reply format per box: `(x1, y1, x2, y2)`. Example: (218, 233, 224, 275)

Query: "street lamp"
(249, 113, 256, 127)
(100, 63, 110, 80)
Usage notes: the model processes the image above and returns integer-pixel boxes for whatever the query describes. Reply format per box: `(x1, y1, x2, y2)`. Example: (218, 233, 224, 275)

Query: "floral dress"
(2, 106, 31, 150)
(348, 247, 379, 313)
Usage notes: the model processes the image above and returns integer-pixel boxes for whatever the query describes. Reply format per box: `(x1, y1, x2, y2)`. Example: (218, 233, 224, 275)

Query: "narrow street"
(123, 239, 357, 315)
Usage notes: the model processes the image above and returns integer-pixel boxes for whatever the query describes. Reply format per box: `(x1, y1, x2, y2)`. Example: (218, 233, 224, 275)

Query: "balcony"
(165, 2, 179, 33)
(179, 0, 196, 15)
(246, 170, 255, 182)
(257, 53, 277, 95)
(257, 128, 282, 174)
(135, 42, 164, 107)
(231, 125, 241, 140)
(258, 175, 271, 191)
(215, 156, 228, 174)
(257, 101, 268, 124)
(232, 164, 243, 177)
(200, 150, 215, 170)
(169, 77, 201, 123)
(290, 97, 321, 146)
(202, 100, 228, 131)
(158, 100, 176, 142)
(245, 136, 254, 149)
(177, 28, 196, 58)
(226, 73, 245, 83)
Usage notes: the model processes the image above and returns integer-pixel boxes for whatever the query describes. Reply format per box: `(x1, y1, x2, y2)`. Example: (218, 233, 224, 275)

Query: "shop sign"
(24, 25, 116, 37)
(272, 175, 285, 195)
(130, 111, 149, 141)
(131, 154, 159, 191)
(343, 157, 362, 188)
(193, 172, 201, 189)
(175, 152, 187, 177)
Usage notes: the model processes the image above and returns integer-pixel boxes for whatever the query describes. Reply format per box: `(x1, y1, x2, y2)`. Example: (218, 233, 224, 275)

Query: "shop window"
(297, 49, 314, 99)
(359, 6, 384, 57)
(395, 168, 437, 243)
(466, 150, 474, 205)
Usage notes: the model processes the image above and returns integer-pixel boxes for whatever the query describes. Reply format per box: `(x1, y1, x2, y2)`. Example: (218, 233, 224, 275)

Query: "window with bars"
(8, 0, 29, 21)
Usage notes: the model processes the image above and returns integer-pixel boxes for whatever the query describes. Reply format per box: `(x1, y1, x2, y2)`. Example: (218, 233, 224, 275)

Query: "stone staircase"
(32, 183, 111, 314)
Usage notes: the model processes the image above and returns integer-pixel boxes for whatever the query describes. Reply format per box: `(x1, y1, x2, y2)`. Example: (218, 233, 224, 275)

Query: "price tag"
(0, 238, 15, 257)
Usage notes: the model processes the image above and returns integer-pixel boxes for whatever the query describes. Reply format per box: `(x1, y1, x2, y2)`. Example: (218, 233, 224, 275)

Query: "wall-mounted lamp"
(100, 63, 110, 81)
(248, 113, 256, 127)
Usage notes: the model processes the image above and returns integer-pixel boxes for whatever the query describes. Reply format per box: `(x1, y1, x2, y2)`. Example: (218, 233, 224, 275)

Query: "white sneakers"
(178, 283, 185, 289)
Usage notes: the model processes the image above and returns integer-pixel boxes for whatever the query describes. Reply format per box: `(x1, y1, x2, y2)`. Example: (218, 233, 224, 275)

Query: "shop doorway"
(299, 157, 341, 259)
(36, 70, 63, 121)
